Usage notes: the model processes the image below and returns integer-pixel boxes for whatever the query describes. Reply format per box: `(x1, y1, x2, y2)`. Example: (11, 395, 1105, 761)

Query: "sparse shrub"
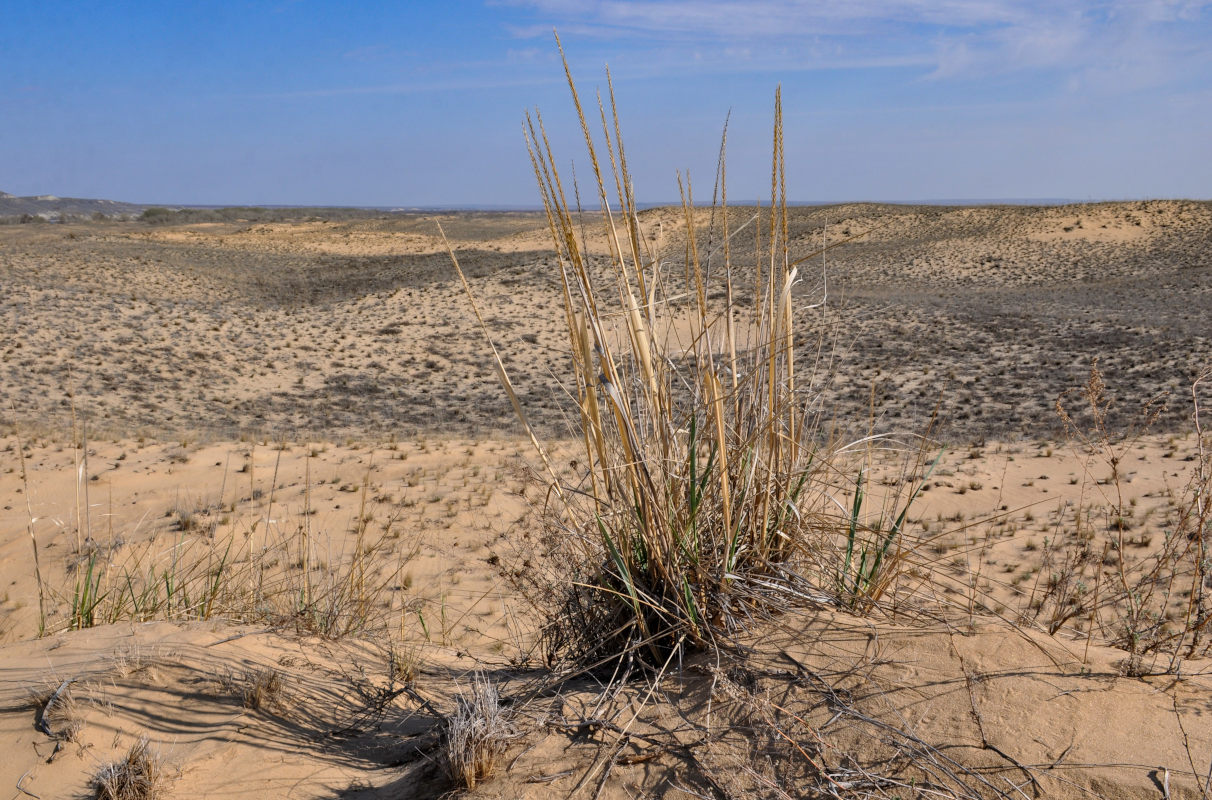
(1051, 363, 1212, 665)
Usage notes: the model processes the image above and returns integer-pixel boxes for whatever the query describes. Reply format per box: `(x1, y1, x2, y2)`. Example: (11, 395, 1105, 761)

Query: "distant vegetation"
(136, 205, 394, 224)
(0, 206, 401, 225)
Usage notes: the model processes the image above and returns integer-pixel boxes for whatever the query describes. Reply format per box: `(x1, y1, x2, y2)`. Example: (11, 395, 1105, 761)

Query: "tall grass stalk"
(71, 402, 83, 553)
(302, 442, 313, 610)
(15, 428, 48, 635)
(265, 443, 282, 538)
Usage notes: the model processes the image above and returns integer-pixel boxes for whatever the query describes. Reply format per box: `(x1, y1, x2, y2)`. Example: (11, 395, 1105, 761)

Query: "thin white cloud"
(500, 0, 1212, 88)
(502, 0, 1033, 36)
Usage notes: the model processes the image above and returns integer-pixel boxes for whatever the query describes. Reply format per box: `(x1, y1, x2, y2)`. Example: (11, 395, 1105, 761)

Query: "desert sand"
(1, 202, 1211, 799)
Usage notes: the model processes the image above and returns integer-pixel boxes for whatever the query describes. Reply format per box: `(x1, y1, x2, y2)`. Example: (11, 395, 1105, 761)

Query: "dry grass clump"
(222, 667, 287, 711)
(443, 672, 515, 789)
(452, 39, 931, 670)
(92, 737, 166, 800)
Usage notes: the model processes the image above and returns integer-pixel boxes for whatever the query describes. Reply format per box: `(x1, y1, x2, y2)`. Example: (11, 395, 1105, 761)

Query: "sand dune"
(3, 202, 1208, 445)
(2, 204, 1210, 798)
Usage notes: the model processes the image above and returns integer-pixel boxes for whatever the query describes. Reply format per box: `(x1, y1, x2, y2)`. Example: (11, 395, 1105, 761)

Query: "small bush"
(138, 207, 176, 224)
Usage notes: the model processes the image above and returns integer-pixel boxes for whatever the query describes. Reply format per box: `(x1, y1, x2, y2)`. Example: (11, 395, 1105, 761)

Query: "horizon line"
(125, 196, 1186, 211)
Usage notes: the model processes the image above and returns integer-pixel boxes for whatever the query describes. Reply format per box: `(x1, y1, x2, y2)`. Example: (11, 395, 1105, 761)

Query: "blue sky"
(3, 1, 1210, 206)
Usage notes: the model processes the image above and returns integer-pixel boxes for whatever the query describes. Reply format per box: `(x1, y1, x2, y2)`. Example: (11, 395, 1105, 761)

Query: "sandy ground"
(3, 201, 1209, 442)
(1, 204, 1211, 799)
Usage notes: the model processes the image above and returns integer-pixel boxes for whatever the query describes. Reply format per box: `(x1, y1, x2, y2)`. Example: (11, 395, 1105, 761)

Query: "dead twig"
(16, 769, 40, 799)
(34, 679, 73, 737)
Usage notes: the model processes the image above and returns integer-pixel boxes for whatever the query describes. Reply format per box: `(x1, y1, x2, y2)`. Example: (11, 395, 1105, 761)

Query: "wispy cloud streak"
(500, 0, 1212, 89)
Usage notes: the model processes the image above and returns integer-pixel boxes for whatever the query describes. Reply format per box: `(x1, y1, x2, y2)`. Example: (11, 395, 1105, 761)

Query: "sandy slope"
(2, 604, 1209, 799)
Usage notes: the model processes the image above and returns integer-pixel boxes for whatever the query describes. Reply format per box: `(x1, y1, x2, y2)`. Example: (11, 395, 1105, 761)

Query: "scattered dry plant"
(222, 666, 287, 711)
(1041, 362, 1212, 669)
(47, 499, 416, 643)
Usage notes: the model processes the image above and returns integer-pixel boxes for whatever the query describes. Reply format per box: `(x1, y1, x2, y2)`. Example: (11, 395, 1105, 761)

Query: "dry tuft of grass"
(223, 667, 287, 711)
(443, 672, 515, 790)
(92, 737, 167, 800)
